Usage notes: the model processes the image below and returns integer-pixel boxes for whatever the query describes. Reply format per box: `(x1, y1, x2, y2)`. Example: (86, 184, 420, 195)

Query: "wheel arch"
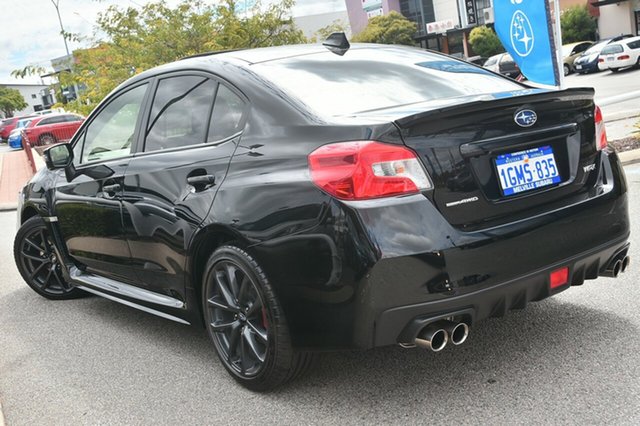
(186, 224, 252, 323)
(20, 206, 39, 225)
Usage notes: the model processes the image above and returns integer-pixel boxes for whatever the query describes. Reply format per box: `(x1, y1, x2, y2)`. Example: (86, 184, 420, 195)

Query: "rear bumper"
(270, 150, 629, 351)
(375, 236, 629, 347)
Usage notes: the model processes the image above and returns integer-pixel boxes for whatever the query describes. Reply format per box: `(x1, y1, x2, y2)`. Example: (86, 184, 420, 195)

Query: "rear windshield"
(252, 47, 522, 117)
(584, 41, 609, 55)
(601, 44, 623, 54)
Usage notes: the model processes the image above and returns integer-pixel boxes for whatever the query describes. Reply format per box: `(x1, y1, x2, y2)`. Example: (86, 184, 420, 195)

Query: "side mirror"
(44, 143, 73, 170)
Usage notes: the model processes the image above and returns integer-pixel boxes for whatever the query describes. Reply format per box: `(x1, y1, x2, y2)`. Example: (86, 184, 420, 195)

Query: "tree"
(468, 26, 505, 58)
(0, 87, 28, 117)
(352, 11, 416, 45)
(310, 19, 349, 43)
(13, 0, 306, 115)
(561, 6, 597, 43)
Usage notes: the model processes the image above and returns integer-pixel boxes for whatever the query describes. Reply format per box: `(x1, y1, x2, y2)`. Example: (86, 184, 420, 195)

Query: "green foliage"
(13, 0, 306, 115)
(561, 6, 596, 43)
(0, 87, 28, 117)
(468, 26, 505, 58)
(352, 11, 416, 45)
(310, 20, 349, 43)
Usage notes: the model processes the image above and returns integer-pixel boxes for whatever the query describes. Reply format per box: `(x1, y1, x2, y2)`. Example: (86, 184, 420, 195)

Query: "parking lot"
(0, 161, 638, 425)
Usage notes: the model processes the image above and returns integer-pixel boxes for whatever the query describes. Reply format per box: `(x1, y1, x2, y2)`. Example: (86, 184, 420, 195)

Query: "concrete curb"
(605, 110, 640, 123)
(619, 148, 640, 166)
(0, 202, 18, 212)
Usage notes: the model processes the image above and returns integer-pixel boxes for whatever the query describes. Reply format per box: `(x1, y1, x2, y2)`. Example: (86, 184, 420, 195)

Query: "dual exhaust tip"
(414, 320, 469, 352)
(601, 255, 630, 278)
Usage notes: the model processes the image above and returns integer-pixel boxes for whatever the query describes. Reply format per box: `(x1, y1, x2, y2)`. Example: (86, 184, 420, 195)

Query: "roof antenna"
(323, 32, 350, 56)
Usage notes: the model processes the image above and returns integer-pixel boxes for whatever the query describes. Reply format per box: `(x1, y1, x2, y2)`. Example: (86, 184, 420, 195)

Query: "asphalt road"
(564, 66, 640, 120)
(0, 162, 639, 425)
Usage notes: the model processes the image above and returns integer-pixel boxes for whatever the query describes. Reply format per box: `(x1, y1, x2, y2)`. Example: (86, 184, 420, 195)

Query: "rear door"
(54, 82, 150, 282)
(122, 72, 248, 297)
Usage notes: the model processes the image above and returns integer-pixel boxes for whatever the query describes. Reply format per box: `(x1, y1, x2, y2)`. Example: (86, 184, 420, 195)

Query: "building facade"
(345, 0, 493, 57)
(294, 10, 352, 39)
(594, 0, 640, 38)
(345, 0, 401, 35)
(0, 84, 54, 118)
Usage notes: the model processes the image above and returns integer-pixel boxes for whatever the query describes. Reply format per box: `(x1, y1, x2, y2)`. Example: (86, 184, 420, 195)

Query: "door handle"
(187, 175, 216, 186)
(102, 183, 121, 198)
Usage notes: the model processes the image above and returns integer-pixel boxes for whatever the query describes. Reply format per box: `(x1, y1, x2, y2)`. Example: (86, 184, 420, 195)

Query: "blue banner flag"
(494, 0, 560, 86)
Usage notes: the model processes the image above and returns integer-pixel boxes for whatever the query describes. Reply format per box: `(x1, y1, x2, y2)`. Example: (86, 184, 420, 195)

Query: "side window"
(145, 76, 217, 152)
(575, 43, 589, 54)
(79, 83, 147, 164)
(208, 84, 246, 143)
(627, 40, 640, 50)
(37, 118, 52, 126)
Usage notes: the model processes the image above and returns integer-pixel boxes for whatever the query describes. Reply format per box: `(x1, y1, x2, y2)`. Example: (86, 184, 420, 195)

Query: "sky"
(0, 0, 346, 85)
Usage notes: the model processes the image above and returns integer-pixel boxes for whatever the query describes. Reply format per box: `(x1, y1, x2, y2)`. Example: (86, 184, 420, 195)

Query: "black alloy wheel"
(14, 216, 83, 299)
(203, 246, 314, 391)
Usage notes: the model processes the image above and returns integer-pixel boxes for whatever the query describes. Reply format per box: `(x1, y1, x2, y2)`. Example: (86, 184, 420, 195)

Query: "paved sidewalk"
(0, 147, 36, 211)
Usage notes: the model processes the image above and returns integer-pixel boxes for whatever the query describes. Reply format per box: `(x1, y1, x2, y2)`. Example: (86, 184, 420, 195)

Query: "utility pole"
(50, 0, 81, 104)
(51, 0, 71, 57)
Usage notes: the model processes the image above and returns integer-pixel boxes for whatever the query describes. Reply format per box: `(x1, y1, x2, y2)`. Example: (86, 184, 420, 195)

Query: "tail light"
(594, 105, 607, 151)
(598, 58, 604, 63)
(308, 141, 432, 200)
(617, 55, 630, 60)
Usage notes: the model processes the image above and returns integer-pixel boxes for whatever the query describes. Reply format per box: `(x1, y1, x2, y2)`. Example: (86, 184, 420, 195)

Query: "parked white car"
(598, 36, 640, 72)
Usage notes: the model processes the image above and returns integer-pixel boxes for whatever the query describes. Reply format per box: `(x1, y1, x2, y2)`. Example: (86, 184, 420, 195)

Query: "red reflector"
(550, 267, 569, 289)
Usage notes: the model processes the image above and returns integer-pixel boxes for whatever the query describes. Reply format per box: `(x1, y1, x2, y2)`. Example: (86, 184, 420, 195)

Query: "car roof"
(29, 112, 80, 123)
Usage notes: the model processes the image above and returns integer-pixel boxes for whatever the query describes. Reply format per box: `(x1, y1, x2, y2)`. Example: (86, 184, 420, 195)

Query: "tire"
(14, 216, 84, 300)
(563, 64, 570, 76)
(202, 245, 314, 391)
(610, 68, 619, 73)
(38, 133, 57, 146)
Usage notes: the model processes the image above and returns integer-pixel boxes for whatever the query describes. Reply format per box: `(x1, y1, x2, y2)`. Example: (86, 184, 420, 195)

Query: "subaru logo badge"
(514, 109, 537, 127)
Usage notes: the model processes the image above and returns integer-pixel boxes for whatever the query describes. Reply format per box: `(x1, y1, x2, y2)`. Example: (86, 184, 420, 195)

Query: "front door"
(54, 82, 150, 283)
(121, 74, 248, 298)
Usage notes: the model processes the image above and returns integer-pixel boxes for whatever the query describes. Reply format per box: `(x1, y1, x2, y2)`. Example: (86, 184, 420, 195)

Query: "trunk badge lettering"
(514, 109, 537, 127)
(446, 196, 479, 207)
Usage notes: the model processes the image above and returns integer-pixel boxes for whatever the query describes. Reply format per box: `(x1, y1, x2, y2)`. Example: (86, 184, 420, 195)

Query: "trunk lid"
(390, 88, 600, 230)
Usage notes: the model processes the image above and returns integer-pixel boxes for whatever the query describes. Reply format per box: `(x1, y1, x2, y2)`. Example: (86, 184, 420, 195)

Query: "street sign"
(362, 0, 383, 11)
(426, 19, 456, 34)
(464, 0, 478, 26)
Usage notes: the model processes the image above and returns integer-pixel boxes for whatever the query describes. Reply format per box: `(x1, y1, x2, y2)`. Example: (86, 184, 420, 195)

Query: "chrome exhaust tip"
(415, 325, 448, 352)
(622, 256, 630, 273)
(601, 258, 623, 278)
(443, 321, 470, 346)
(613, 259, 622, 278)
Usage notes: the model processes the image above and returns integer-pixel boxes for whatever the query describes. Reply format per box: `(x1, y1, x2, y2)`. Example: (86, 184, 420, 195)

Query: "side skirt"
(69, 267, 190, 325)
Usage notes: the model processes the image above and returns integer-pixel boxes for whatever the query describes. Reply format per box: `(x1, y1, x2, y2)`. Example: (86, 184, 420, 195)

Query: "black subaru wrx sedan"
(14, 40, 630, 391)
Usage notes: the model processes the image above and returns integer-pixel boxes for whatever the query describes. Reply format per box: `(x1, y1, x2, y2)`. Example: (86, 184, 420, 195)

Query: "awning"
(591, 0, 629, 7)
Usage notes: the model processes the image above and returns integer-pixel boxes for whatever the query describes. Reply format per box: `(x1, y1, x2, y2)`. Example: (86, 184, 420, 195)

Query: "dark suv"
(14, 42, 630, 391)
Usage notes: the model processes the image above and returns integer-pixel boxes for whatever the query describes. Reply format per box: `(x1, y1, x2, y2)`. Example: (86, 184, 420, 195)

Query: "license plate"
(607, 57, 614, 61)
(495, 146, 561, 196)
(576, 65, 582, 69)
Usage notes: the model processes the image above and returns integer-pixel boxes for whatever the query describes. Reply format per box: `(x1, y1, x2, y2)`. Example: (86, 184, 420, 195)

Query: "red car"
(0, 115, 36, 140)
(22, 113, 84, 146)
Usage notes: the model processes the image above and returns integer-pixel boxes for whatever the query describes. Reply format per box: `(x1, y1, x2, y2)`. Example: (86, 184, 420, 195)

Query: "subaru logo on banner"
(494, 0, 560, 86)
